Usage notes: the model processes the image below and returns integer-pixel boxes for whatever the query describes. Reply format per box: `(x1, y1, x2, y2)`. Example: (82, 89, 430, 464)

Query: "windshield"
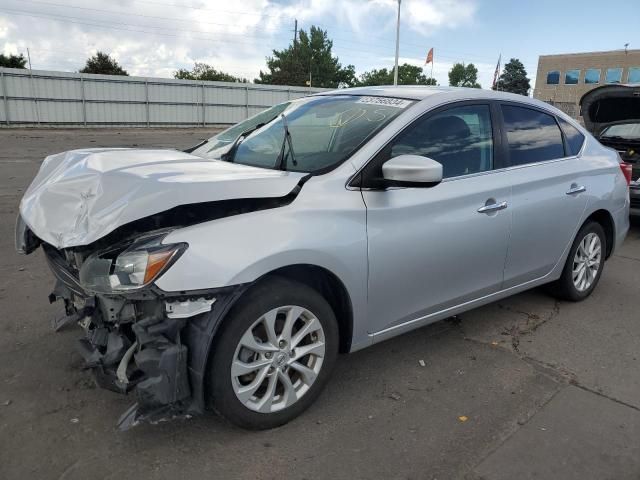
(601, 123, 640, 140)
(191, 95, 415, 173)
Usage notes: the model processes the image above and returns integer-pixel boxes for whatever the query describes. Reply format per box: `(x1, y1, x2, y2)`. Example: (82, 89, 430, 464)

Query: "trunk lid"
(580, 84, 640, 137)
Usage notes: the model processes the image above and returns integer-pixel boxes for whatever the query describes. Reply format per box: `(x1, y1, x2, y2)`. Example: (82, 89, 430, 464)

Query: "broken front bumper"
(42, 244, 243, 429)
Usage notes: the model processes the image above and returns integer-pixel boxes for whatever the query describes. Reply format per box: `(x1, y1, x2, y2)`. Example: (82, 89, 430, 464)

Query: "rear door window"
(501, 105, 565, 166)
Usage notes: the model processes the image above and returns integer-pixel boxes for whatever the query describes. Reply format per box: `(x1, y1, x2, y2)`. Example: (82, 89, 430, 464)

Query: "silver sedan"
(17, 86, 631, 429)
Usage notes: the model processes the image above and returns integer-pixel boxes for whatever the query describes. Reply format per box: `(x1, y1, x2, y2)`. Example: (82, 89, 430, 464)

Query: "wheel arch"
(583, 208, 615, 258)
(261, 264, 354, 354)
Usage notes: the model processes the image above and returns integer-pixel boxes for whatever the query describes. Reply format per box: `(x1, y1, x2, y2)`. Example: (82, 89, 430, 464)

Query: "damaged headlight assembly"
(79, 233, 187, 294)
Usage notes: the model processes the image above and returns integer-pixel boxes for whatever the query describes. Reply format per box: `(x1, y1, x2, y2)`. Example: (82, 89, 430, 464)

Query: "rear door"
(500, 103, 588, 288)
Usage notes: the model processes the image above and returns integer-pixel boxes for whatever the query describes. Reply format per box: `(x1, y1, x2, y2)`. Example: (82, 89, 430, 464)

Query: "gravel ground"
(1, 128, 639, 480)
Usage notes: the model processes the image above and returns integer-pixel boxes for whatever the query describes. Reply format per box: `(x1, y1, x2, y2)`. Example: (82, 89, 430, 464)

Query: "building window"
(605, 68, 623, 84)
(565, 69, 580, 84)
(584, 68, 601, 84)
(546, 71, 560, 85)
(628, 67, 640, 84)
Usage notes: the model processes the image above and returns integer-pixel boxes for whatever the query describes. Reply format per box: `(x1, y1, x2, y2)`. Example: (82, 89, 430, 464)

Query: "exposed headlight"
(79, 233, 187, 294)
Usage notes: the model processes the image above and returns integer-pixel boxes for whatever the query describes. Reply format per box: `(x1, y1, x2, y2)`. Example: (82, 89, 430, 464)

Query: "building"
(533, 49, 640, 119)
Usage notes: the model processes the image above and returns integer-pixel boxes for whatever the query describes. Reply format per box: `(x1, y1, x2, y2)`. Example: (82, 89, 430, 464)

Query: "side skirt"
(368, 273, 559, 345)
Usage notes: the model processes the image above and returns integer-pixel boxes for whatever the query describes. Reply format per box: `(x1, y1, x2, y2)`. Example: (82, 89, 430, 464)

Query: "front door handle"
(477, 201, 508, 214)
(566, 184, 586, 195)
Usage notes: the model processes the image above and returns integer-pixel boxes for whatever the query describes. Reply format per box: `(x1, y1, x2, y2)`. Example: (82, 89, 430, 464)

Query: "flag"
(492, 54, 501, 89)
(424, 48, 434, 66)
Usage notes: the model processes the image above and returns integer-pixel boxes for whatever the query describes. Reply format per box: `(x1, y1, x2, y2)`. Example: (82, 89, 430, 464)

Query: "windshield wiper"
(220, 122, 265, 163)
(601, 135, 640, 142)
(275, 113, 297, 171)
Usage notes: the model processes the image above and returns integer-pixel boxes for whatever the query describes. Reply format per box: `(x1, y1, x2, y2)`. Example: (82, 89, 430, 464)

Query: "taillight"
(620, 162, 633, 186)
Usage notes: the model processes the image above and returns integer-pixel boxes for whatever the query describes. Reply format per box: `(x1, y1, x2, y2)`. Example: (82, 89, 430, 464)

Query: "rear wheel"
(550, 221, 606, 301)
(207, 276, 338, 429)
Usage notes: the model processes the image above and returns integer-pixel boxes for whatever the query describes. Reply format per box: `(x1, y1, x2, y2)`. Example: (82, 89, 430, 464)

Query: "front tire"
(551, 221, 606, 301)
(207, 276, 339, 429)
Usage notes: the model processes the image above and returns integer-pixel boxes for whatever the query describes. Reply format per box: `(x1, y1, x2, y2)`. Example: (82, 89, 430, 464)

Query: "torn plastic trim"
(15, 213, 41, 255)
(116, 284, 249, 430)
(116, 341, 138, 385)
(166, 297, 216, 319)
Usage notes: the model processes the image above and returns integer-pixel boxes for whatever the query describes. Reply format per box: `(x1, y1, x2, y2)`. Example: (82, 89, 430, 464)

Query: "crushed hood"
(580, 84, 640, 136)
(20, 148, 306, 249)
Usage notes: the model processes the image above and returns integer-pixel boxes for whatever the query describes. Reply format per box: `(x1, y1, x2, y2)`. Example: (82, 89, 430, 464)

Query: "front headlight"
(79, 233, 187, 294)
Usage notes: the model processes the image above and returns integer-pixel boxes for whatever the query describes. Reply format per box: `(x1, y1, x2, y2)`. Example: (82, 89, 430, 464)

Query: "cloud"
(0, 0, 479, 80)
(0, 17, 12, 40)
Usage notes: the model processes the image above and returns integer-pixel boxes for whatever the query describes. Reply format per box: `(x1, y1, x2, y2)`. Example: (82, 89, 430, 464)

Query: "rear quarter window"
(557, 117, 585, 156)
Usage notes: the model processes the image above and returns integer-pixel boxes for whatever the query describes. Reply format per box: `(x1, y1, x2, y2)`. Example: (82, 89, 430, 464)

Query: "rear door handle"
(566, 184, 586, 195)
(477, 201, 508, 214)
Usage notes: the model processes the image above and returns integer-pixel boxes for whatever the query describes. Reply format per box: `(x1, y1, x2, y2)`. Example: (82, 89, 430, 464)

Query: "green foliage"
(493, 58, 530, 95)
(0, 53, 27, 69)
(448, 63, 481, 88)
(357, 63, 437, 86)
(174, 63, 248, 82)
(79, 52, 128, 76)
(256, 26, 357, 88)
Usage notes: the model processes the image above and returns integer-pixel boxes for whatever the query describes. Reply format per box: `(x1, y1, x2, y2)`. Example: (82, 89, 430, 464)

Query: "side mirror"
(381, 154, 443, 188)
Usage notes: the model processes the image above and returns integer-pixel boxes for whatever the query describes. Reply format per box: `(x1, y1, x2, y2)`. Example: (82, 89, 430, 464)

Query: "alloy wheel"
(231, 305, 326, 413)
(572, 232, 602, 292)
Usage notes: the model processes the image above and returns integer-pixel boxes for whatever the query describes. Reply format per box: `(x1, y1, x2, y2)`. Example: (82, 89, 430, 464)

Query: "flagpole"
(430, 59, 433, 82)
(393, 0, 401, 86)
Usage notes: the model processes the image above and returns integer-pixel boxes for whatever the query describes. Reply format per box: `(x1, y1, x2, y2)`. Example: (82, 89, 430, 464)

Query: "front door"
(360, 103, 512, 335)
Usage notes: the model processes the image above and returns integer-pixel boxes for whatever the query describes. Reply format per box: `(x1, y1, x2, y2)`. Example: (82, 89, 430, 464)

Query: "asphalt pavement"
(0, 128, 638, 480)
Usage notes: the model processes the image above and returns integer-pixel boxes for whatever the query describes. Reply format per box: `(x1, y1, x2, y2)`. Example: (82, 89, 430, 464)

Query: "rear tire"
(207, 276, 339, 429)
(549, 221, 606, 302)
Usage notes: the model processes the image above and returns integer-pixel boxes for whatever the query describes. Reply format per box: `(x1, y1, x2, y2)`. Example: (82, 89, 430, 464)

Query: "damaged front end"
(17, 221, 240, 430)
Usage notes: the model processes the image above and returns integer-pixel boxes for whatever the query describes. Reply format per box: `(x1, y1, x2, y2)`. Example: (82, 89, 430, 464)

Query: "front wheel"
(550, 221, 606, 301)
(207, 276, 339, 429)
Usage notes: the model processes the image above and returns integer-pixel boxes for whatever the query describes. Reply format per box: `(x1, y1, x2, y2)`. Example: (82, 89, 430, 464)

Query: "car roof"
(312, 85, 586, 134)
(315, 85, 538, 103)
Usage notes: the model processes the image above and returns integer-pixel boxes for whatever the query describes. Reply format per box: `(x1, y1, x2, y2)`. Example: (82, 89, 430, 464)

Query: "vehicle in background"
(580, 84, 640, 214)
(16, 86, 630, 430)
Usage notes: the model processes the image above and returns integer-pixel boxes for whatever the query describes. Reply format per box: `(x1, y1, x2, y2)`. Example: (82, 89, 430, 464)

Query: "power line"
(13, 0, 539, 67)
(18, 0, 292, 36)
(1, 7, 538, 79)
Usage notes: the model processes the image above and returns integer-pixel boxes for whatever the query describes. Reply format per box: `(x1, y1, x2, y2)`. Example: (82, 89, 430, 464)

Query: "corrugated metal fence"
(0, 67, 327, 127)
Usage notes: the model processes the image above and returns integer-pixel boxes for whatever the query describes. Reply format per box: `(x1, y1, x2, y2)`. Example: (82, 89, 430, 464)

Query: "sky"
(0, 0, 638, 90)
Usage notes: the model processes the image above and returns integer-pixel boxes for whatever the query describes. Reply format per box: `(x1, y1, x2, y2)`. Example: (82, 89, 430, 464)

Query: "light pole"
(393, 0, 401, 86)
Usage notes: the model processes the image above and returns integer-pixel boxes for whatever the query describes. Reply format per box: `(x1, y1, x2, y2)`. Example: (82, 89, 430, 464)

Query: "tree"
(0, 53, 27, 69)
(256, 26, 356, 88)
(448, 63, 481, 88)
(494, 58, 530, 95)
(358, 63, 436, 86)
(80, 52, 128, 76)
(175, 63, 247, 82)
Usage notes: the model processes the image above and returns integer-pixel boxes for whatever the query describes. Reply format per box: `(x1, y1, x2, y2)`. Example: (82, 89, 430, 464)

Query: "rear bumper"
(630, 186, 640, 215)
(612, 201, 630, 255)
